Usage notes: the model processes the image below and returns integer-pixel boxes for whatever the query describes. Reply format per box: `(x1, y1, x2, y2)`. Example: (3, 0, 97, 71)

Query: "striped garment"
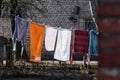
(73, 30, 89, 54)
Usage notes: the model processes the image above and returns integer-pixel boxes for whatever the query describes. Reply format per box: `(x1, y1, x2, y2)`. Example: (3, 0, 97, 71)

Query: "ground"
(0, 60, 98, 80)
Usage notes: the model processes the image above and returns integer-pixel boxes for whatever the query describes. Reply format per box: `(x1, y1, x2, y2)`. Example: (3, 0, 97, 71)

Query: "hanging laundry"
(24, 25, 30, 59)
(13, 16, 29, 58)
(85, 20, 98, 56)
(85, 54, 90, 65)
(16, 40, 28, 60)
(30, 22, 45, 62)
(54, 28, 71, 61)
(72, 30, 89, 54)
(45, 25, 57, 51)
(70, 30, 89, 64)
(85, 20, 96, 31)
(89, 29, 98, 56)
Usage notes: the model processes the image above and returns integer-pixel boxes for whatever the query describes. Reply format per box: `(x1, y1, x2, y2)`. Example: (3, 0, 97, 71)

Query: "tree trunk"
(10, 0, 18, 66)
(10, 0, 18, 34)
(0, 0, 3, 16)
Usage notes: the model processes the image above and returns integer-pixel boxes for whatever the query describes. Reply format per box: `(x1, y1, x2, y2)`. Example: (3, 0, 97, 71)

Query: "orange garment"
(30, 22, 45, 62)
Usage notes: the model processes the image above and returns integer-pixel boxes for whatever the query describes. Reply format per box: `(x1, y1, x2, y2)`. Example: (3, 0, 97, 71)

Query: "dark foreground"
(0, 61, 98, 80)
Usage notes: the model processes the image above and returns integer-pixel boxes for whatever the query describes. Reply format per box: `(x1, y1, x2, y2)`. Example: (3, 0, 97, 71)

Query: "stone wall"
(27, 0, 95, 29)
(0, 0, 96, 39)
(0, 17, 12, 39)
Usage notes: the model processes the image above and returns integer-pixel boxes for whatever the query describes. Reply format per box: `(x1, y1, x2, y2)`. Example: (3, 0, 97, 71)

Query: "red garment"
(73, 30, 89, 54)
(70, 30, 89, 64)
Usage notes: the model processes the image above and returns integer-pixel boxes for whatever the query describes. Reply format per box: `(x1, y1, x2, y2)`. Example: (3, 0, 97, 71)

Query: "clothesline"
(33, 20, 97, 25)
(13, 16, 98, 66)
(89, 0, 99, 34)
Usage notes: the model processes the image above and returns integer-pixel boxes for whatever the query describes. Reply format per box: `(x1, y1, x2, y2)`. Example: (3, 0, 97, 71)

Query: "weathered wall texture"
(0, 17, 12, 39)
(27, 0, 95, 29)
(0, 0, 96, 38)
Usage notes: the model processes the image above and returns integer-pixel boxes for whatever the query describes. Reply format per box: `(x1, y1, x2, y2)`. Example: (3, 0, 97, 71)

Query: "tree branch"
(0, 0, 3, 15)
(10, 0, 18, 33)
(24, 2, 46, 16)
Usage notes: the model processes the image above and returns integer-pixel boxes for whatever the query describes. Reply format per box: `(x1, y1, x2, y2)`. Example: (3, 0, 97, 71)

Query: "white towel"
(54, 29, 71, 61)
(45, 26, 57, 51)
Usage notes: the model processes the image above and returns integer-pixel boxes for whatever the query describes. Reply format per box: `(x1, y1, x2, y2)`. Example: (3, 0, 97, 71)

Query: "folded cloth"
(30, 22, 45, 62)
(45, 25, 57, 51)
(73, 30, 89, 54)
(54, 29, 71, 61)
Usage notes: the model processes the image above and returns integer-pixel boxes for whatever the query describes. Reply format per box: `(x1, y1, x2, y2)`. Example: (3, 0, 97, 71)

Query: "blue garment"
(85, 21, 96, 31)
(13, 16, 29, 57)
(89, 29, 98, 56)
(13, 16, 29, 44)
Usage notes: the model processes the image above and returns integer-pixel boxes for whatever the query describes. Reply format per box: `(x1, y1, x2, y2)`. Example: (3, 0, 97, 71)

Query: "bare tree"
(10, 0, 18, 34)
(0, 0, 3, 15)
(0, 0, 48, 34)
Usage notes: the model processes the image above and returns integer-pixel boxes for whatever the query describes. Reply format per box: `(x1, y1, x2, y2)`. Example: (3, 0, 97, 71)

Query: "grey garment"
(24, 23, 30, 59)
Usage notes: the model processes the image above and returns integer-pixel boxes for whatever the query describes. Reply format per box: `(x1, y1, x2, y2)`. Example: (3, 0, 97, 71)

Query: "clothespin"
(70, 27, 72, 30)
(43, 23, 46, 26)
(69, 27, 73, 31)
(17, 15, 19, 17)
(58, 26, 61, 30)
